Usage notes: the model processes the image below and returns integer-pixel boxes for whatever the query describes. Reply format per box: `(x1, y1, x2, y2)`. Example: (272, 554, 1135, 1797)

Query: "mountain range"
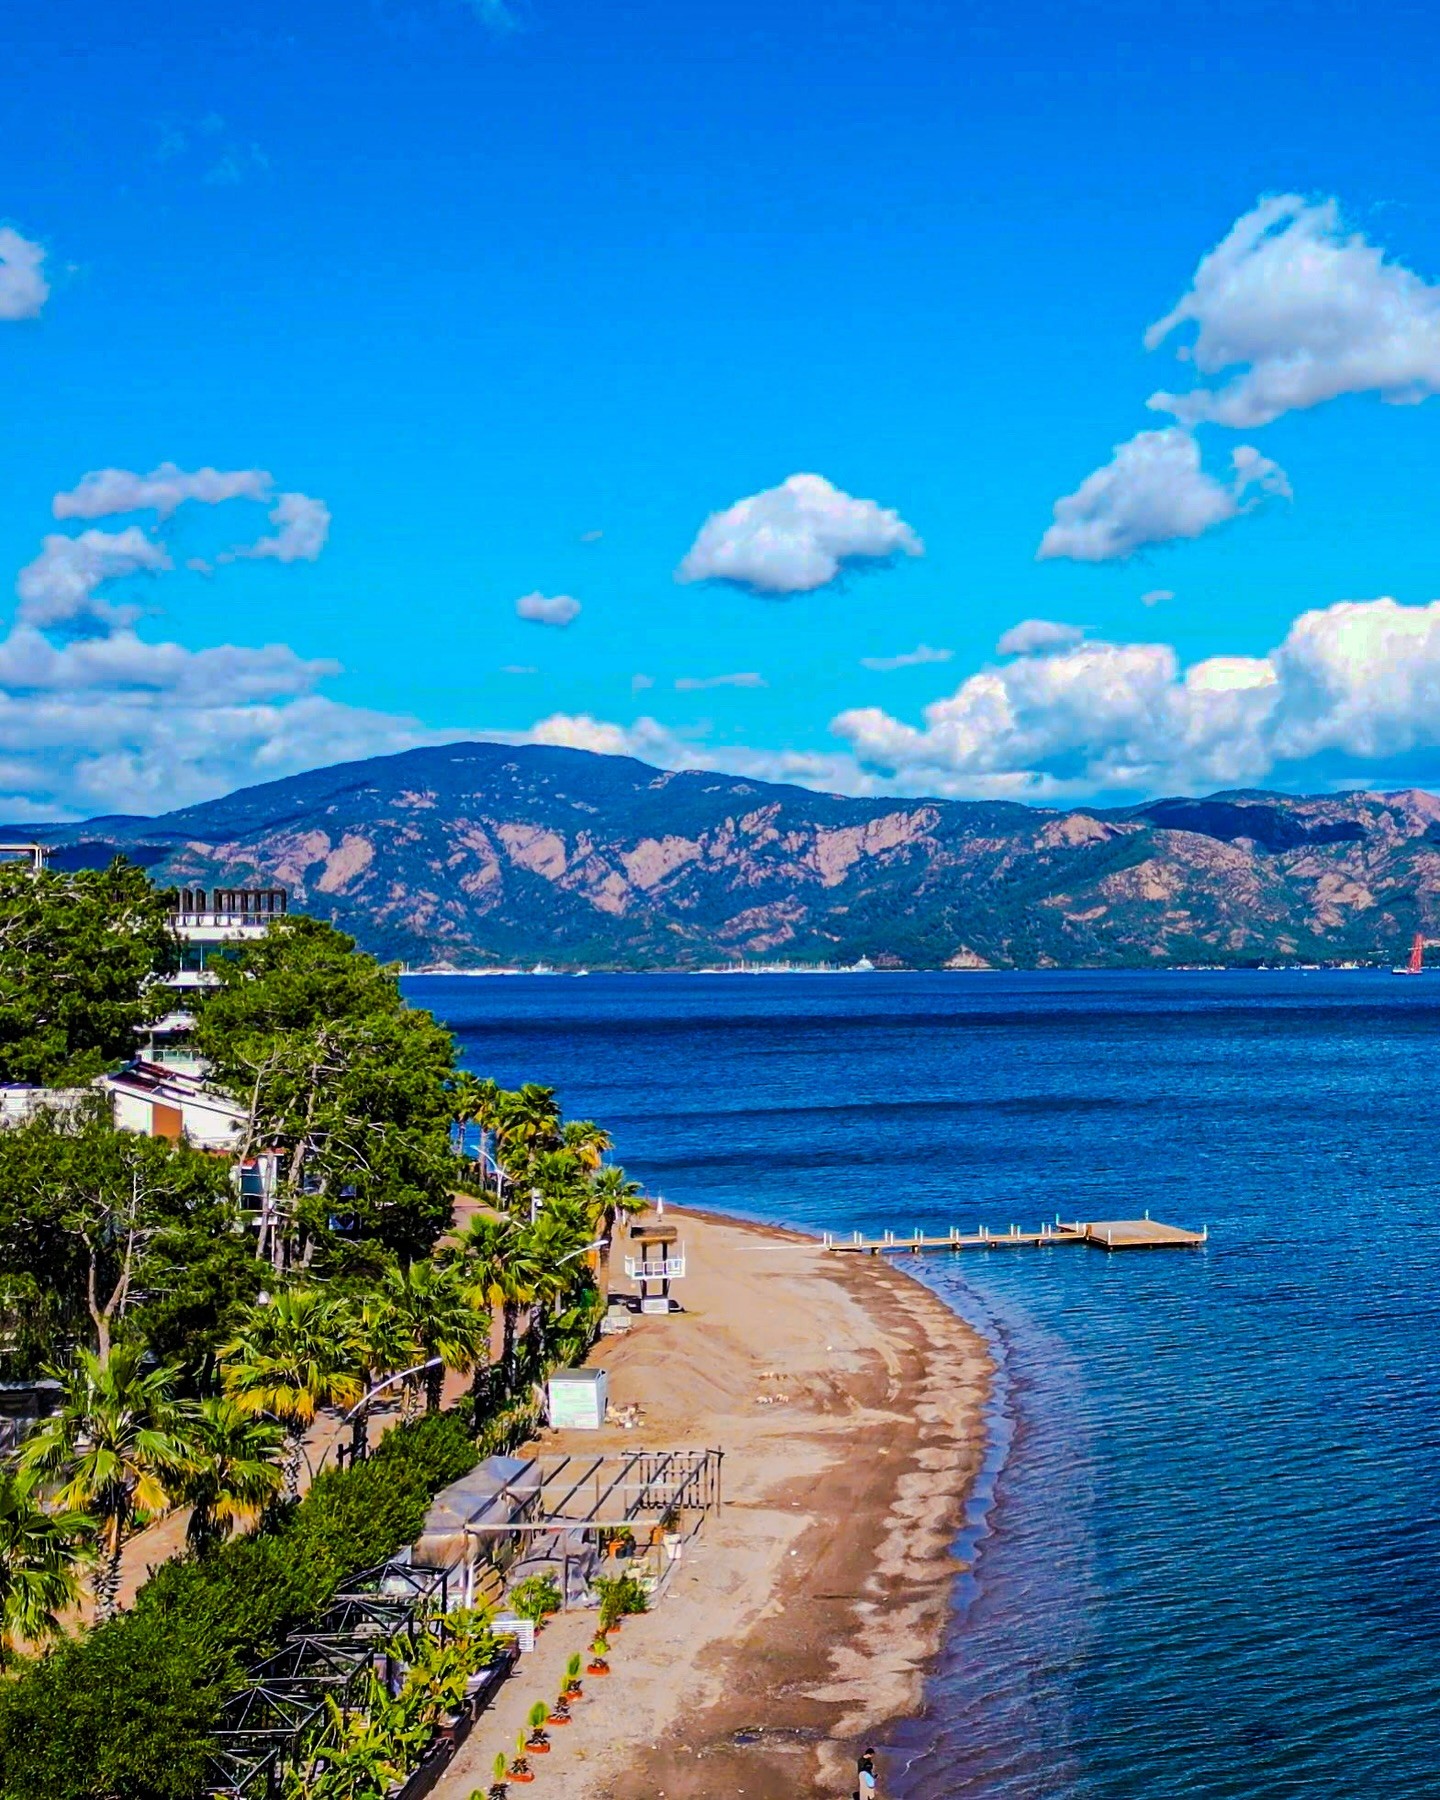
(15, 742, 1440, 969)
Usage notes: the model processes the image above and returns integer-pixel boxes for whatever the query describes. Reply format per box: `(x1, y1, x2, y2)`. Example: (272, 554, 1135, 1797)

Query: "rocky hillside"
(19, 742, 1440, 968)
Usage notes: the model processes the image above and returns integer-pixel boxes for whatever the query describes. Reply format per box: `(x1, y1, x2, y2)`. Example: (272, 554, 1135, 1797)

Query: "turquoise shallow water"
(409, 970, 1440, 1800)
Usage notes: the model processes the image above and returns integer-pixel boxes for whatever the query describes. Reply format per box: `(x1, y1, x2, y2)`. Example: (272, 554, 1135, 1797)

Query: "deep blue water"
(407, 970, 1440, 1800)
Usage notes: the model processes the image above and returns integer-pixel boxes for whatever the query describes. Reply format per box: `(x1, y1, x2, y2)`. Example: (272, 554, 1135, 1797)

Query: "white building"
(142, 884, 289, 1072)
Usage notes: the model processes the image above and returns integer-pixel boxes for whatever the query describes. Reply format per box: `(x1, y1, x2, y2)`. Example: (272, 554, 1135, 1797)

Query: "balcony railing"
(170, 912, 278, 930)
(623, 1251, 686, 1281)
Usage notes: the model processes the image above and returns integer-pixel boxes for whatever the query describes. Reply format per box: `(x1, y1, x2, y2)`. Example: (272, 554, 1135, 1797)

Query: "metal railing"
(623, 1252, 686, 1280)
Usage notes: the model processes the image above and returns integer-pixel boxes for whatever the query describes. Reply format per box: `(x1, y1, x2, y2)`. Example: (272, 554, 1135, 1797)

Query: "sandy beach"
(436, 1205, 991, 1799)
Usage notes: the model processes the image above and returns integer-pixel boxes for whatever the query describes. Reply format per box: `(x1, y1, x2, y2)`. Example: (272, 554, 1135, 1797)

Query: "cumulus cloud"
(1146, 195, 1440, 429)
(995, 619, 1084, 656)
(52, 462, 330, 565)
(516, 592, 581, 627)
(676, 473, 923, 595)
(234, 492, 331, 563)
(831, 596, 1440, 801)
(16, 529, 171, 634)
(0, 227, 48, 321)
(54, 463, 272, 520)
(1038, 428, 1290, 563)
(1141, 589, 1175, 607)
(673, 672, 766, 691)
(0, 464, 403, 817)
(518, 712, 871, 792)
(860, 644, 953, 673)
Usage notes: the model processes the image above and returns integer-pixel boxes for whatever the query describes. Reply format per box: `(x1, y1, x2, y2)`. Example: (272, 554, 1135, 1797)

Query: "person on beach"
(858, 1746, 878, 1795)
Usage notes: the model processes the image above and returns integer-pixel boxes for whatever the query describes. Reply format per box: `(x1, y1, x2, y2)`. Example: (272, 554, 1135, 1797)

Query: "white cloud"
(1146, 194, 1440, 429)
(831, 596, 1440, 800)
(1038, 427, 1289, 562)
(0, 464, 397, 817)
(54, 463, 272, 520)
(676, 473, 923, 595)
(995, 619, 1084, 656)
(860, 644, 953, 673)
(234, 491, 331, 563)
(0, 227, 48, 321)
(1141, 588, 1175, 607)
(51, 463, 330, 565)
(673, 672, 766, 691)
(16, 529, 171, 634)
(630, 673, 655, 693)
(516, 592, 581, 627)
(519, 712, 871, 792)
(501, 664, 538, 676)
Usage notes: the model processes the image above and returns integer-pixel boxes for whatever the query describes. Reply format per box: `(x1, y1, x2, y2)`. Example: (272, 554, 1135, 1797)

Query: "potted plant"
(563, 1653, 584, 1699)
(485, 1753, 510, 1799)
(660, 1503, 684, 1560)
(586, 1634, 611, 1676)
(526, 1701, 551, 1754)
(509, 1573, 563, 1631)
(508, 1734, 534, 1785)
(547, 1695, 572, 1727)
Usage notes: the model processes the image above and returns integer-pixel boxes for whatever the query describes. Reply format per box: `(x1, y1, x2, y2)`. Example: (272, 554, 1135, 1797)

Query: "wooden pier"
(824, 1215, 1206, 1255)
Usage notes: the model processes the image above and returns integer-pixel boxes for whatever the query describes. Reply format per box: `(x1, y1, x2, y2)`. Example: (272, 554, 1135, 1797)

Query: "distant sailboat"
(1393, 932, 1427, 975)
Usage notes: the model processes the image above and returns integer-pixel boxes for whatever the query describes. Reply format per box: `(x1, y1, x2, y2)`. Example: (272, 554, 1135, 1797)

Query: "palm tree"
(0, 1469, 89, 1666)
(455, 1211, 541, 1391)
(20, 1345, 199, 1621)
(492, 1084, 563, 1184)
(370, 1261, 488, 1417)
(220, 1290, 363, 1499)
(450, 1213, 512, 1399)
(520, 1211, 592, 1370)
(450, 1073, 502, 1187)
(562, 1119, 613, 1174)
(587, 1165, 648, 1300)
(182, 1398, 286, 1554)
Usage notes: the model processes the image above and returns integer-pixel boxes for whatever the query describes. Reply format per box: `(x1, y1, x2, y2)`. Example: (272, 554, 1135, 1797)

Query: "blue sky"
(7, 0, 1440, 816)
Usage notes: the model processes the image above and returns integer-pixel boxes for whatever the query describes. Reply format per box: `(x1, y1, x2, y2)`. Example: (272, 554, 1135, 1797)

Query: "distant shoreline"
(400, 962, 1404, 977)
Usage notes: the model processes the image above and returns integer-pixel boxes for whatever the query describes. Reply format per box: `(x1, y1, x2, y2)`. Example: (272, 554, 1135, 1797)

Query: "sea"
(406, 969, 1440, 1800)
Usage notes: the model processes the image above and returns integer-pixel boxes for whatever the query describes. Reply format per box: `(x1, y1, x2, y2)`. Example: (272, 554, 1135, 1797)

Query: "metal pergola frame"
(205, 1559, 462, 1800)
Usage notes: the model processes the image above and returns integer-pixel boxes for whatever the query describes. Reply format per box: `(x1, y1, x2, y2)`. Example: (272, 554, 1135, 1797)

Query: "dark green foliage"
(0, 1100, 245, 1376)
(0, 856, 176, 1084)
(0, 1414, 479, 1800)
(194, 915, 458, 1262)
(0, 1611, 226, 1800)
(369, 1408, 480, 1490)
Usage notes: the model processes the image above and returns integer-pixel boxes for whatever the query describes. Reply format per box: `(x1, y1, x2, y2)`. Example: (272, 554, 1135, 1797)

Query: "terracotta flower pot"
(547, 1713, 571, 1726)
(587, 1660, 610, 1675)
(527, 1738, 551, 1754)
(510, 1773, 535, 1785)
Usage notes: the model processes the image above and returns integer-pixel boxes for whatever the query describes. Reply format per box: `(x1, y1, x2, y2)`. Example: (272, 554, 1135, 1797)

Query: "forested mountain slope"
(21, 742, 1440, 968)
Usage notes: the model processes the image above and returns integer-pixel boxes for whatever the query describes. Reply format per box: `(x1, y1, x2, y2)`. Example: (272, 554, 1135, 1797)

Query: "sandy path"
(435, 1207, 991, 1800)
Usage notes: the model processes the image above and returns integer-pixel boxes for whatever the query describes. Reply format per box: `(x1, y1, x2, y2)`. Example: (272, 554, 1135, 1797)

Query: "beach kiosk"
(624, 1215, 686, 1314)
(547, 1366, 608, 1429)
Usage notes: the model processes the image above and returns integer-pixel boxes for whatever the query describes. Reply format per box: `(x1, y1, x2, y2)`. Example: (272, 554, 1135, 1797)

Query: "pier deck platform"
(825, 1216, 1205, 1255)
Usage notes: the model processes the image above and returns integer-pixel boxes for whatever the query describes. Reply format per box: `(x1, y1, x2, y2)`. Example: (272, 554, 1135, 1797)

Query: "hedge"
(0, 1412, 479, 1800)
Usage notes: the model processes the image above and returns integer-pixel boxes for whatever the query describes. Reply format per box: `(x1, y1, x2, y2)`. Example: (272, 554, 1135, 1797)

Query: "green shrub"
(0, 1413, 479, 1800)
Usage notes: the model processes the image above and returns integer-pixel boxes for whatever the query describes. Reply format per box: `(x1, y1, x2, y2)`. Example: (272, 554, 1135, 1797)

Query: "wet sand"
(437, 1205, 991, 1798)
